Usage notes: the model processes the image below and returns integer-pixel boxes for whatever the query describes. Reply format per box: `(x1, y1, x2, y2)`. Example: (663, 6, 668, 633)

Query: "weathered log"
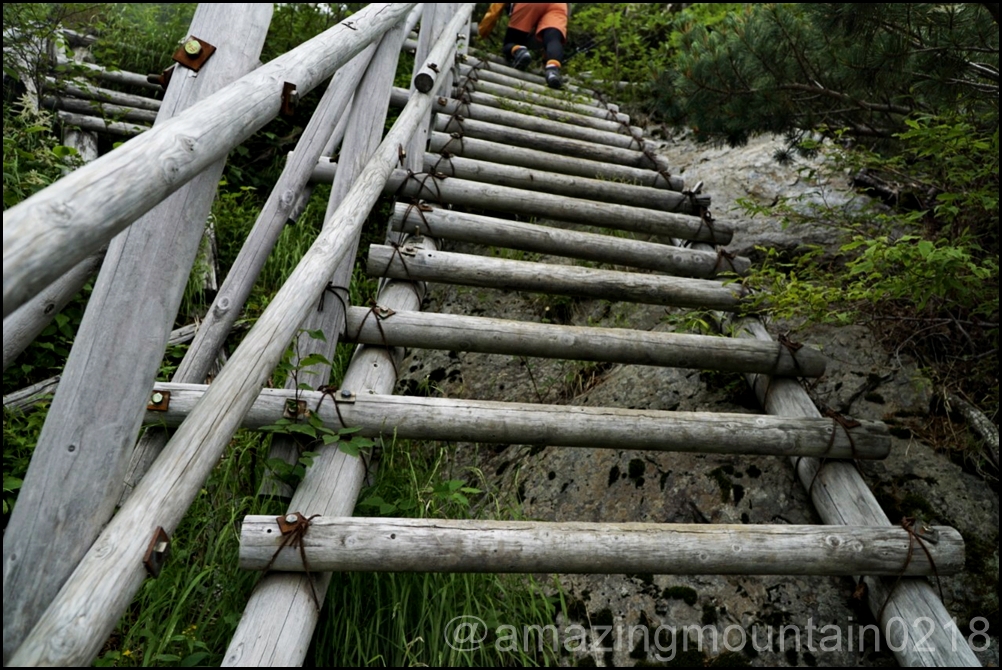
(2, 6, 273, 664)
(3, 129, 100, 373)
(239, 517, 962, 576)
(737, 318, 982, 666)
(342, 306, 820, 376)
(6, 15, 445, 666)
(175, 60, 375, 389)
(55, 57, 160, 90)
(427, 131, 683, 191)
(413, 6, 471, 94)
(224, 18, 440, 650)
(424, 153, 705, 212)
(456, 60, 585, 97)
(58, 29, 97, 48)
(43, 96, 158, 124)
(2, 377, 60, 412)
(390, 86, 645, 150)
(946, 392, 1000, 469)
(451, 84, 630, 128)
(367, 245, 745, 311)
(310, 164, 725, 244)
(230, 17, 436, 654)
(145, 382, 886, 460)
(388, 203, 745, 277)
(259, 14, 417, 500)
(404, 4, 456, 177)
(435, 114, 670, 172)
(385, 171, 730, 244)
(460, 52, 589, 94)
(461, 77, 622, 121)
(55, 110, 147, 137)
(44, 76, 161, 111)
(4, 325, 196, 412)
(4, 3, 418, 319)
(1, 247, 98, 374)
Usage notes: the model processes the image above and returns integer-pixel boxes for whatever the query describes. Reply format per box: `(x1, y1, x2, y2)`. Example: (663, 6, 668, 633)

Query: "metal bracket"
(143, 526, 171, 577)
(914, 523, 940, 544)
(147, 390, 171, 412)
(283, 398, 308, 419)
(172, 36, 216, 72)
(277, 512, 307, 535)
(374, 305, 396, 319)
(281, 82, 299, 117)
(399, 245, 418, 257)
(334, 389, 356, 404)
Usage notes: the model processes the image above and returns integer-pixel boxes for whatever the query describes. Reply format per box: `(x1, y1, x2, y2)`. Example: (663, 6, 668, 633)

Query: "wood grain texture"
(222, 236, 437, 669)
(44, 76, 161, 111)
(4, 3, 417, 318)
(390, 86, 644, 151)
(3, 5, 272, 662)
(55, 110, 147, 136)
(5, 11, 443, 666)
(259, 19, 409, 498)
(426, 131, 684, 191)
(2, 131, 101, 373)
(423, 153, 701, 212)
(462, 77, 626, 121)
(435, 114, 664, 171)
(388, 202, 743, 277)
(380, 170, 728, 244)
(342, 307, 824, 376)
(239, 518, 963, 576)
(146, 383, 888, 460)
(366, 245, 745, 311)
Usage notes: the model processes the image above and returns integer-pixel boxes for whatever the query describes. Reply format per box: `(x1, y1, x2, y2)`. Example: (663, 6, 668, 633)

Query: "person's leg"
(535, 5, 569, 89)
(502, 26, 533, 70)
(538, 27, 565, 66)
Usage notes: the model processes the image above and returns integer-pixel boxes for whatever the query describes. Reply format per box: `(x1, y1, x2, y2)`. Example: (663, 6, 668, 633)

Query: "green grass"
(314, 440, 562, 666)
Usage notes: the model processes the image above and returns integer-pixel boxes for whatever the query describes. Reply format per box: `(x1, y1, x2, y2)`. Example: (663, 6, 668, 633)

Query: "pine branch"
(982, 3, 1000, 26)
(777, 83, 913, 115)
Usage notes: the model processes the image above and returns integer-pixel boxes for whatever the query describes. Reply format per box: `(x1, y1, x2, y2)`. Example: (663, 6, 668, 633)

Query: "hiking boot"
(545, 65, 563, 90)
(510, 46, 531, 71)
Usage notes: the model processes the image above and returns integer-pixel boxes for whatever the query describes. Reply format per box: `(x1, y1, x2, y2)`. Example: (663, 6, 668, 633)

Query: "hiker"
(478, 3, 568, 89)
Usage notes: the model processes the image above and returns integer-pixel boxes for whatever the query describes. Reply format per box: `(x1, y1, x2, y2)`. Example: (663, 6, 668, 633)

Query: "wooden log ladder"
(1, 3, 979, 667)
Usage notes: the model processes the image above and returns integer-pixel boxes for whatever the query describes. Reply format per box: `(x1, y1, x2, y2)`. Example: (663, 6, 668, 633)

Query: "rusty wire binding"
(264, 512, 323, 610)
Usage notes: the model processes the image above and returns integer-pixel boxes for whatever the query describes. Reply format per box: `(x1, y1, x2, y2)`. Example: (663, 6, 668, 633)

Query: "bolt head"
(183, 39, 202, 56)
(151, 392, 164, 404)
(285, 514, 299, 524)
(341, 390, 352, 399)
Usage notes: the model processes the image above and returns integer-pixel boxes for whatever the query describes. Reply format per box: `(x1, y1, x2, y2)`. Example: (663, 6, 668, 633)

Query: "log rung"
(145, 383, 890, 460)
(239, 517, 964, 577)
(309, 166, 729, 244)
(389, 202, 743, 278)
(423, 154, 707, 213)
(426, 132, 685, 192)
(343, 306, 824, 377)
(366, 244, 746, 311)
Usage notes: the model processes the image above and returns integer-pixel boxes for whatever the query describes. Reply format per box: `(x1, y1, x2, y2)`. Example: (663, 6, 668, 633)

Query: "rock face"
(393, 134, 999, 667)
